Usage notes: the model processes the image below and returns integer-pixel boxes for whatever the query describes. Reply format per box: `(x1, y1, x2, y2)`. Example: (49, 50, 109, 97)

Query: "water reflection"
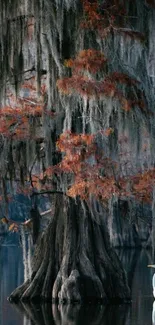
(0, 243, 24, 325)
(12, 303, 130, 325)
(0, 245, 155, 325)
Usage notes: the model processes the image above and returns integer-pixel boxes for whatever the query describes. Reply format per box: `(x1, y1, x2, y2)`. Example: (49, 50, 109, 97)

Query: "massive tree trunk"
(9, 194, 130, 304)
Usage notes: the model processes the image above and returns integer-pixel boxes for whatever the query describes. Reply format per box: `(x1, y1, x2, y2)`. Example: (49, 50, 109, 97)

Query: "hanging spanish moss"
(0, 0, 154, 302)
(20, 226, 32, 281)
(0, 0, 154, 179)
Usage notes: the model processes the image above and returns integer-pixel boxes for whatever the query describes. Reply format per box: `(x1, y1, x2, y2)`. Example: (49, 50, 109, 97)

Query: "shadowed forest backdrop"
(0, 0, 155, 303)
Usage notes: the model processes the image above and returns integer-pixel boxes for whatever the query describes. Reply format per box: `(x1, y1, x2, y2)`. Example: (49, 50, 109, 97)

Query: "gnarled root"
(9, 196, 130, 304)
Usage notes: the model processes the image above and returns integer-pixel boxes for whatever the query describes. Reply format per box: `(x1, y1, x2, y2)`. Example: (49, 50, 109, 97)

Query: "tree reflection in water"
(13, 303, 130, 325)
(2, 248, 154, 325)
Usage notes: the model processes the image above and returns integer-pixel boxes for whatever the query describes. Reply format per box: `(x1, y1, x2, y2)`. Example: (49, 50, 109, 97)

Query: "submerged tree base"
(9, 195, 130, 305)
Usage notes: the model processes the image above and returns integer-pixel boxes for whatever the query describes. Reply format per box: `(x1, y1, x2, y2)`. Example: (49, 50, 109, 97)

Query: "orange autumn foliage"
(64, 49, 107, 74)
(57, 1, 147, 111)
(54, 1, 152, 205)
(57, 49, 146, 112)
(61, 139, 155, 203)
(81, 0, 145, 41)
(0, 78, 56, 139)
(33, 131, 155, 205)
(0, 216, 33, 233)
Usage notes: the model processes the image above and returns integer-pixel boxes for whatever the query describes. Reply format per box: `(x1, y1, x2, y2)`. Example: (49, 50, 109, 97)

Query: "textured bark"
(9, 194, 130, 304)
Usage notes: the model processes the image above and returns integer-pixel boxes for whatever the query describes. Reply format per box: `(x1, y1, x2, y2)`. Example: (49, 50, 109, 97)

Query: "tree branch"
(30, 190, 66, 197)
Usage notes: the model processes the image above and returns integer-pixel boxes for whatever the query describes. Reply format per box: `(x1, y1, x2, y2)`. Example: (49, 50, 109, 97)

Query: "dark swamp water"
(0, 235, 155, 325)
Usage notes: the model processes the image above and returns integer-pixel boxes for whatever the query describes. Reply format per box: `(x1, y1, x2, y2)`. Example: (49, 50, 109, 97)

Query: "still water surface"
(0, 237, 155, 325)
